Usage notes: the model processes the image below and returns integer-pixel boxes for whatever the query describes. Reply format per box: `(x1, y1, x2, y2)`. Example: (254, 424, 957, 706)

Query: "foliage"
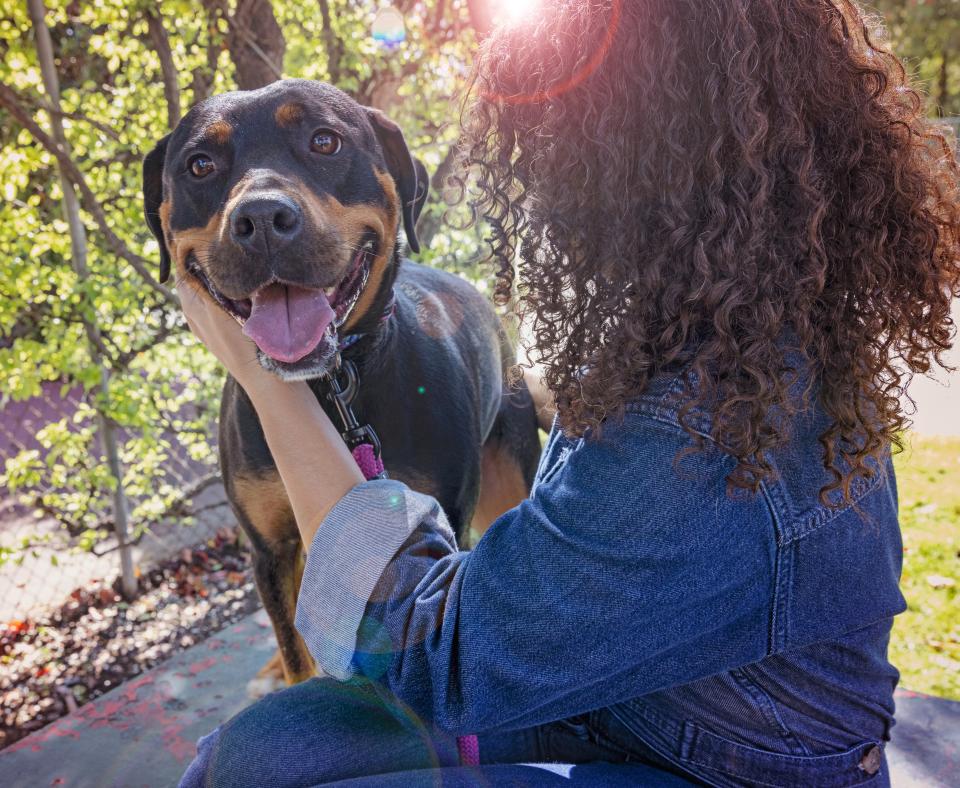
(873, 0, 960, 117)
(891, 434, 960, 701)
(0, 0, 484, 565)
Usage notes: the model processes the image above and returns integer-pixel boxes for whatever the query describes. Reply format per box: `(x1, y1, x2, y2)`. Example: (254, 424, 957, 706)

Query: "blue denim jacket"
(295, 371, 905, 786)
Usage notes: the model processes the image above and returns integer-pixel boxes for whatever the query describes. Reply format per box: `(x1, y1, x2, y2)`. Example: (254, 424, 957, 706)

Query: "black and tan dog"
(142, 79, 539, 691)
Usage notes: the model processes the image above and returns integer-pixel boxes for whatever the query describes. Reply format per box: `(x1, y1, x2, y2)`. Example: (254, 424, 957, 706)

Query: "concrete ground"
(0, 611, 274, 788)
(0, 611, 957, 788)
(904, 300, 960, 436)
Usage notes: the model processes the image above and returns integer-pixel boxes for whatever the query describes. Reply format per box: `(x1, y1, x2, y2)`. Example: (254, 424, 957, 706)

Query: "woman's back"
(552, 370, 905, 785)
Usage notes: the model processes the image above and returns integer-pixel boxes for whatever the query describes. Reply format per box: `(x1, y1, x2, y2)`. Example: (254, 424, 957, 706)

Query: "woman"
(180, 0, 959, 785)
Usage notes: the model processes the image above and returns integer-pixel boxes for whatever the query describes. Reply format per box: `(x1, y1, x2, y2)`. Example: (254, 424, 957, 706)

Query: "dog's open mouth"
(185, 236, 374, 378)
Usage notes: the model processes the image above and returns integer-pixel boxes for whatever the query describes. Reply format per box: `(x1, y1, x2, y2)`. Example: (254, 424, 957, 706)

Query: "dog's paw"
(247, 649, 286, 698)
(246, 673, 286, 699)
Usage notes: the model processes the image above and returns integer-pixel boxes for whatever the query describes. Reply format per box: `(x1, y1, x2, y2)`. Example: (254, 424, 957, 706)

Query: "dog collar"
(337, 333, 365, 351)
(336, 291, 397, 352)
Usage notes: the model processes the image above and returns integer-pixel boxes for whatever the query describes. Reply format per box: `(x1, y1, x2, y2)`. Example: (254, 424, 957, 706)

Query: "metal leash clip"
(324, 360, 387, 480)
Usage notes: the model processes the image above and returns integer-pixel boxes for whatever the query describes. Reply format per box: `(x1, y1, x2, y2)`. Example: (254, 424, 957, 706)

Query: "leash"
(325, 298, 481, 768)
(324, 292, 398, 478)
(324, 359, 387, 480)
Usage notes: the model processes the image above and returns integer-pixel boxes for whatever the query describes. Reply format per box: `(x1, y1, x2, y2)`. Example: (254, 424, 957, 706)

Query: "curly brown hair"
(459, 0, 960, 502)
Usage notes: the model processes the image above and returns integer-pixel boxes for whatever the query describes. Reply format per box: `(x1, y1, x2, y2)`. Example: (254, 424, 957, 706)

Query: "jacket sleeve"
(294, 414, 775, 735)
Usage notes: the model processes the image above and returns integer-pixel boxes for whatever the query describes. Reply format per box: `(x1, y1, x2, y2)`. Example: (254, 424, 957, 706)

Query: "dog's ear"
(142, 134, 172, 283)
(412, 158, 430, 228)
(366, 108, 420, 255)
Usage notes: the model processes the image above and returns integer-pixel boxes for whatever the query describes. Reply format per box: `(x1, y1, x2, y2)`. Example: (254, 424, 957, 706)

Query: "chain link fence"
(0, 380, 237, 622)
(0, 374, 262, 749)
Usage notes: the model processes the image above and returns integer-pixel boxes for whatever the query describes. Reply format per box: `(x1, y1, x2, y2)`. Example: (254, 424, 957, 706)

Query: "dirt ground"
(0, 525, 258, 750)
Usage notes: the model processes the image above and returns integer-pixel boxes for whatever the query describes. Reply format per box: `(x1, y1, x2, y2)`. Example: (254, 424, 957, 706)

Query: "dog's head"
(143, 79, 428, 380)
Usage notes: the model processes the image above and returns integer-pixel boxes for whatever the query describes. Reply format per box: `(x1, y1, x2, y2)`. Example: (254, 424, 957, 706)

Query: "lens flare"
(493, 0, 541, 25)
(480, 0, 622, 105)
(372, 5, 405, 49)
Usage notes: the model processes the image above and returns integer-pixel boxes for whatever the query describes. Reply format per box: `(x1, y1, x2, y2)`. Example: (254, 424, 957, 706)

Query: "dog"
(142, 79, 540, 692)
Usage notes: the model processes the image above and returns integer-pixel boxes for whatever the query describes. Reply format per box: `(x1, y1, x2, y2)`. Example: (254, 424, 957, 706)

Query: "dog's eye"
(188, 155, 216, 178)
(310, 130, 341, 155)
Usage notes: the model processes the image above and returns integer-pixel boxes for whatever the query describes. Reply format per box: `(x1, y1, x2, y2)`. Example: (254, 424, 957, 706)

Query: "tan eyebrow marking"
(203, 120, 232, 145)
(275, 102, 305, 127)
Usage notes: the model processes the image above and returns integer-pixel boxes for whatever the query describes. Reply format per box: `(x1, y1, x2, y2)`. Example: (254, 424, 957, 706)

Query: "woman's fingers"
(175, 274, 267, 388)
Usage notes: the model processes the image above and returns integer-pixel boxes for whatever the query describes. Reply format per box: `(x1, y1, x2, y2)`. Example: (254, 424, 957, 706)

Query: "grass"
(891, 433, 960, 701)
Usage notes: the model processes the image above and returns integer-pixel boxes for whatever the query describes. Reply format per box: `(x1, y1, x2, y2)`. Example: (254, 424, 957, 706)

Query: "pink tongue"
(242, 283, 335, 363)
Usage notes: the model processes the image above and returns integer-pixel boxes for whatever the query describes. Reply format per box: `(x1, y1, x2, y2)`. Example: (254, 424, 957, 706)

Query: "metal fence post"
(26, 0, 137, 599)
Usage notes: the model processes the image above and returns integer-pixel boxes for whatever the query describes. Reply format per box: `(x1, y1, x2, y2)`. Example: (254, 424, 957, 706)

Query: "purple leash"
(457, 734, 481, 767)
(351, 441, 385, 480)
(324, 358, 479, 766)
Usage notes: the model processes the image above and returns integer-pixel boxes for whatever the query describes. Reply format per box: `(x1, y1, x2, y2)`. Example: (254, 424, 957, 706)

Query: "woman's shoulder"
(610, 366, 899, 544)
(584, 376, 904, 652)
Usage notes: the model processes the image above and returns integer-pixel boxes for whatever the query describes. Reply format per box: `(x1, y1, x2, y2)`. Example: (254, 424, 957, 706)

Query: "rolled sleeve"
(293, 479, 456, 680)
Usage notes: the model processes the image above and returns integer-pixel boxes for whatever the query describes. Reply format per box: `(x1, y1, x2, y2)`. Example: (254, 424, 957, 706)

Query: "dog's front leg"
(247, 536, 317, 695)
(230, 470, 318, 696)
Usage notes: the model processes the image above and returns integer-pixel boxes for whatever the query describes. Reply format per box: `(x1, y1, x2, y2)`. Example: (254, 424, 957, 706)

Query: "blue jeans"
(179, 678, 694, 786)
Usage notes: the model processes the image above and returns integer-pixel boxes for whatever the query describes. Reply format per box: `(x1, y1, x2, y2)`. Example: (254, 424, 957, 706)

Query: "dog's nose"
(230, 195, 303, 253)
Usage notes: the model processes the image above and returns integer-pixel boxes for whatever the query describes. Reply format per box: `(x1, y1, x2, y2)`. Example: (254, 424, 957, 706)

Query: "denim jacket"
(295, 371, 905, 787)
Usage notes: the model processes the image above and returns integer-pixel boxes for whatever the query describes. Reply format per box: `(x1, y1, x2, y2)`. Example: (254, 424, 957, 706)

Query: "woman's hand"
(179, 276, 278, 395)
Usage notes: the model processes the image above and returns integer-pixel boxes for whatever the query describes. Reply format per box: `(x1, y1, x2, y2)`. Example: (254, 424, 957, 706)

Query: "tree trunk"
(416, 143, 460, 250)
(227, 0, 285, 89)
(193, 0, 226, 103)
(938, 47, 950, 118)
(317, 0, 343, 85)
(26, 0, 138, 601)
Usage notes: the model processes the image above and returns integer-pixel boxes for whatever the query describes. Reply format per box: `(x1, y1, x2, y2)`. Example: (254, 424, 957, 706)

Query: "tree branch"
(114, 321, 186, 368)
(145, 7, 181, 129)
(317, 0, 343, 85)
(0, 82, 179, 307)
(32, 100, 125, 142)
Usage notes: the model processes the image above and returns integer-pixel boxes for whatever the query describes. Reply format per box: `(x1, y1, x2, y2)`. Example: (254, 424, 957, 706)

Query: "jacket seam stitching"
(624, 404, 713, 440)
(760, 480, 787, 655)
(779, 469, 887, 545)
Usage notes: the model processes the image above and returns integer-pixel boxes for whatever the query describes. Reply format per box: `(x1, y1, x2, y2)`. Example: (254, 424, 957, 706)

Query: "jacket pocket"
(679, 722, 887, 788)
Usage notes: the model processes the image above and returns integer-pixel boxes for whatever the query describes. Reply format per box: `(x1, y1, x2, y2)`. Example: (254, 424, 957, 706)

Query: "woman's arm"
(244, 379, 364, 545)
(178, 278, 364, 548)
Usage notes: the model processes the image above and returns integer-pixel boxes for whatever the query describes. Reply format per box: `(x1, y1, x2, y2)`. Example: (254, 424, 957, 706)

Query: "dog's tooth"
(324, 287, 336, 298)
